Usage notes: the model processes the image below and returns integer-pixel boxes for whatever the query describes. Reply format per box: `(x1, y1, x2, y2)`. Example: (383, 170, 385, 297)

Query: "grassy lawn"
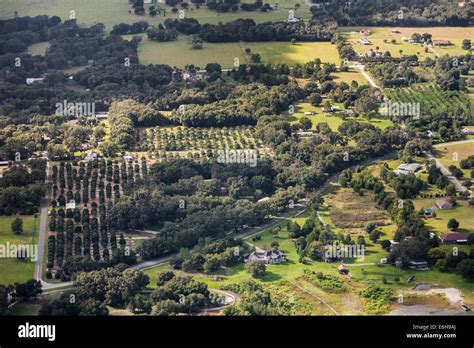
(290, 102, 394, 132)
(433, 142, 474, 178)
(331, 69, 368, 85)
(1, 0, 311, 29)
(0, 215, 40, 285)
(244, 41, 341, 65)
(125, 34, 245, 69)
(341, 27, 473, 60)
(27, 41, 49, 56)
(412, 198, 474, 235)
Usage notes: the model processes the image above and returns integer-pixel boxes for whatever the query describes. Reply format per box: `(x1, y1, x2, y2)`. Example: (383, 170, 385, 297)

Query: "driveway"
(423, 151, 470, 196)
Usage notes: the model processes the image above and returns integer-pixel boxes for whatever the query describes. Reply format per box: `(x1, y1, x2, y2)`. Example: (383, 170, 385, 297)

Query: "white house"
(245, 248, 286, 264)
(393, 163, 421, 176)
(26, 78, 44, 85)
(84, 152, 98, 162)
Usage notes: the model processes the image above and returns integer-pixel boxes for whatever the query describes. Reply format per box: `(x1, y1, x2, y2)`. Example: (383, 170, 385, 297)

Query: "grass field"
(0, 0, 311, 29)
(290, 102, 394, 131)
(126, 34, 245, 68)
(341, 27, 473, 60)
(412, 198, 474, 235)
(331, 69, 368, 85)
(244, 41, 341, 65)
(433, 142, 474, 178)
(0, 215, 39, 285)
(129, 35, 342, 68)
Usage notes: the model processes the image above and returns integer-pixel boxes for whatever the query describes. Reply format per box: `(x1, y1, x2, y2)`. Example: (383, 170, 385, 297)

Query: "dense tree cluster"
(171, 82, 303, 127)
(40, 265, 149, 315)
(310, 0, 473, 26)
(222, 280, 291, 315)
(0, 160, 46, 214)
(150, 271, 220, 315)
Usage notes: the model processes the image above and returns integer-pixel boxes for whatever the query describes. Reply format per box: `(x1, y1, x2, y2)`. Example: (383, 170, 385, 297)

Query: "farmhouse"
(358, 38, 371, 45)
(432, 40, 453, 46)
(338, 263, 349, 275)
(461, 127, 474, 135)
(293, 131, 313, 137)
(245, 248, 286, 264)
(360, 28, 371, 36)
(424, 207, 435, 218)
(95, 112, 109, 120)
(436, 199, 453, 210)
(84, 152, 98, 162)
(26, 78, 44, 85)
(393, 163, 421, 176)
(123, 153, 133, 161)
(439, 233, 469, 244)
(408, 260, 429, 271)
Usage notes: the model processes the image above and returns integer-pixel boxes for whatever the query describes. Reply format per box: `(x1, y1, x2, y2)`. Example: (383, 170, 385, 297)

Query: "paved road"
(424, 151, 470, 196)
(352, 63, 381, 90)
(34, 161, 49, 282)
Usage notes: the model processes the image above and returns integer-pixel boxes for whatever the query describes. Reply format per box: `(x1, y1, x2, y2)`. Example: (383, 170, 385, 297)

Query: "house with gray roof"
(245, 247, 286, 264)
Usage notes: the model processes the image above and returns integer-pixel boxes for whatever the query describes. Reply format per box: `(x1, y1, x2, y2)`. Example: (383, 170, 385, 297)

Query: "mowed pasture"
(126, 34, 245, 69)
(433, 141, 474, 178)
(341, 27, 473, 60)
(130, 35, 342, 68)
(244, 41, 342, 65)
(412, 198, 474, 235)
(0, 0, 311, 29)
(0, 215, 39, 285)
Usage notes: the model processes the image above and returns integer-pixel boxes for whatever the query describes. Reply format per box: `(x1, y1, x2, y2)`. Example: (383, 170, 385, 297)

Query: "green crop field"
(0, 0, 311, 29)
(244, 41, 342, 65)
(386, 84, 472, 119)
(0, 215, 39, 285)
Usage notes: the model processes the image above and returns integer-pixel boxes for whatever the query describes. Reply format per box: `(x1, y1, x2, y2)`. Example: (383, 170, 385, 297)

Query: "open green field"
(0, 215, 39, 285)
(341, 27, 473, 60)
(433, 141, 474, 178)
(130, 35, 342, 68)
(126, 34, 245, 68)
(244, 41, 341, 65)
(290, 102, 394, 131)
(0, 0, 311, 29)
(331, 69, 368, 85)
(412, 198, 474, 235)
